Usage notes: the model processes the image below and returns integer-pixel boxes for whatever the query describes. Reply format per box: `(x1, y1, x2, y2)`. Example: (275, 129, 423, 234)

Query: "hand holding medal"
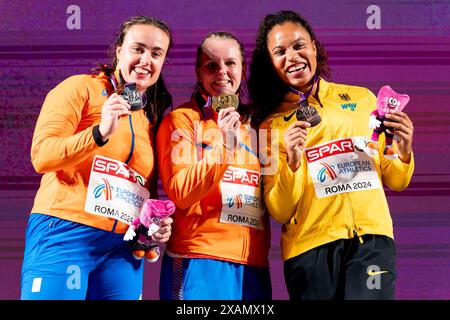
(203, 93, 241, 153)
(284, 76, 321, 171)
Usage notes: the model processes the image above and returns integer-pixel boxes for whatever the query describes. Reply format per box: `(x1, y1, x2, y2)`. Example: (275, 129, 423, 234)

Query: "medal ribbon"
(288, 74, 319, 106)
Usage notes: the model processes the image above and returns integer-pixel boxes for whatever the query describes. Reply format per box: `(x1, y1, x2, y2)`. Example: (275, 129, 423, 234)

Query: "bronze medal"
(211, 94, 239, 113)
(296, 100, 321, 127)
(290, 75, 321, 127)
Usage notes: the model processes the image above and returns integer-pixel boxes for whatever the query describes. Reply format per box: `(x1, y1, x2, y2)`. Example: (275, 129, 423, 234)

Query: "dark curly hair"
(97, 16, 173, 130)
(248, 10, 331, 124)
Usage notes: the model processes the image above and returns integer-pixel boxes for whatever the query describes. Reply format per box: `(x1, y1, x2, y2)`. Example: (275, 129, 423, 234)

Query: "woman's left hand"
(151, 216, 173, 243)
(384, 110, 414, 163)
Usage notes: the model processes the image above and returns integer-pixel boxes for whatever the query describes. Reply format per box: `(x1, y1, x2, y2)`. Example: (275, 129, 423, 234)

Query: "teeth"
(134, 67, 149, 75)
(288, 64, 306, 73)
(214, 80, 230, 85)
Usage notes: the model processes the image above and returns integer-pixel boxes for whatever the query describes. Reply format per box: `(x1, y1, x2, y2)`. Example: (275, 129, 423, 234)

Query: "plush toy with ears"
(367, 85, 410, 159)
(123, 199, 175, 262)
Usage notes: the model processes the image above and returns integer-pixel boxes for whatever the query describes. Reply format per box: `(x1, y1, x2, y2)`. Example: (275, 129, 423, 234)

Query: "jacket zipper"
(317, 95, 362, 243)
(242, 223, 248, 261)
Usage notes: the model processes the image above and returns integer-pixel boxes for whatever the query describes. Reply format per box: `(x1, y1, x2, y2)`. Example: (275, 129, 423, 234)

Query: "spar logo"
(93, 178, 113, 201)
(92, 156, 146, 186)
(226, 194, 243, 209)
(305, 138, 354, 162)
(317, 162, 337, 183)
(222, 168, 260, 188)
(93, 157, 139, 184)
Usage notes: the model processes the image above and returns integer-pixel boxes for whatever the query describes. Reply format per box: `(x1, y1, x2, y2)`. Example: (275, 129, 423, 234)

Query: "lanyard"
(108, 71, 135, 164)
(290, 75, 322, 127)
(192, 87, 213, 120)
(289, 74, 319, 107)
(109, 71, 120, 91)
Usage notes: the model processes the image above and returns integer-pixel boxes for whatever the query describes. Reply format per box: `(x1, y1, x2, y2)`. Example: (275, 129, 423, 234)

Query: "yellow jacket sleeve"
(381, 155, 415, 191)
(261, 122, 304, 224)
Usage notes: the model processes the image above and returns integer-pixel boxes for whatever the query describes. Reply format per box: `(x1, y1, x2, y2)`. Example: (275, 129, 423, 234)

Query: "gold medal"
(211, 94, 239, 113)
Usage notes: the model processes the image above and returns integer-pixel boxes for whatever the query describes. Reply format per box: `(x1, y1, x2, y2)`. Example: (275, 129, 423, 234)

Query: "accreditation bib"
(84, 155, 150, 225)
(305, 137, 382, 198)
(219, 167, 264, 230)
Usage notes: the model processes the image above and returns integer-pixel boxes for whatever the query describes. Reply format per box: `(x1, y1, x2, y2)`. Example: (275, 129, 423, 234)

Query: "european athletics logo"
(93, 178, 113, 201)
(226, 194, 243, 209)
(317, 162, 337, 183)
(234, 194, 243, 209)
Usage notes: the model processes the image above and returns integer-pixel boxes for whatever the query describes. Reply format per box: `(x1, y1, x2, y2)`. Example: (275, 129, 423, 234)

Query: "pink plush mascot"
(367, 85, 410, 159)
(123, 199, 175, 262)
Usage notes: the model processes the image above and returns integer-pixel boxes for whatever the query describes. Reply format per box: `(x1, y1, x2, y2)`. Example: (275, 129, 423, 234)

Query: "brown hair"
(112, 15, 172, 70)
(194, 31, 251, 123)
(97, 16, 173, 129)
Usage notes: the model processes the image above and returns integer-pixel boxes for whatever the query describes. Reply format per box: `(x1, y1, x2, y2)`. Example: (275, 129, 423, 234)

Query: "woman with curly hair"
(248, 10, 415, 300)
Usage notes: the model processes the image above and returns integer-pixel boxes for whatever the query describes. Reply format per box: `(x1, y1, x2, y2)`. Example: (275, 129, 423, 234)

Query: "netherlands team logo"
(317, 162, 337, 183)
(93, 178, 113, 201)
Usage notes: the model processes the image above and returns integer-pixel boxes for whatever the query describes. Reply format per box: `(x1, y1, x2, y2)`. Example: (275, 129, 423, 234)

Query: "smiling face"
(196, 37, 244, 96)
(115, 24, 170, 94)
(387, 97, 401, 109)
(380, 95, 402, 115)
(267, 22, 317, 92)
(376, 85, 410, 115)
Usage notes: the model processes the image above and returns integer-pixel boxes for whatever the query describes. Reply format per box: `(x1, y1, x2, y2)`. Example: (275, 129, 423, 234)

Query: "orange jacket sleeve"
(156, 108, 231, 210)
(31, 75, 100, 173)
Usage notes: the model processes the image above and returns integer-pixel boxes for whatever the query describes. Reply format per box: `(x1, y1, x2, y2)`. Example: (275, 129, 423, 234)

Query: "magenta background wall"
(0, 0, 449, 299)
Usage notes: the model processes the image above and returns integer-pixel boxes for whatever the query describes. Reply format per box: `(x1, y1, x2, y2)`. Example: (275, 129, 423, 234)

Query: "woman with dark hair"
(21, 16, 173, 300)
(248, 10, 414, 300)
(156, 31, 271, 300)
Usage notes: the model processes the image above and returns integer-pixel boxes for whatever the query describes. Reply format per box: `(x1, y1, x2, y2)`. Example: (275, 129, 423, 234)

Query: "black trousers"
(284, 234, 396, 300)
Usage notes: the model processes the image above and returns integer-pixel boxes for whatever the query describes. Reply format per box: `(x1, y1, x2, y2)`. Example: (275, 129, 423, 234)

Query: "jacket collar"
(277, 77, 331, 113)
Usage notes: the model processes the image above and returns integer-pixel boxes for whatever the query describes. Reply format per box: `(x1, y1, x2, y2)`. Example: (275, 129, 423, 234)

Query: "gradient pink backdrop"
(0, 0, 449, 299)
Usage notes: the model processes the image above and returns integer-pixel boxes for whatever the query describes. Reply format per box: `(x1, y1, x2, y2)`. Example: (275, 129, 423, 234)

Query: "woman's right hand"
(99, 93, 131, 141)
(284, 121, 310, 172)
(217, 107, 241, 151)
(151, 216, 173, 244)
